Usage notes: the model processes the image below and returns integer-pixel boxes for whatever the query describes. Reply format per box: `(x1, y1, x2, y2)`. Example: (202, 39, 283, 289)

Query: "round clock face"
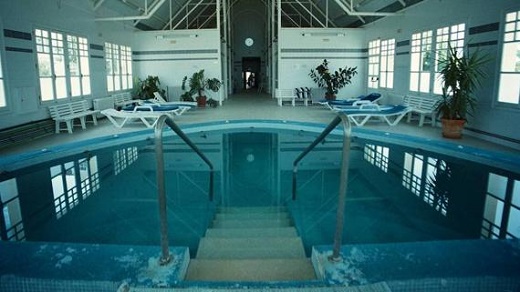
(245, 37, 254, 47)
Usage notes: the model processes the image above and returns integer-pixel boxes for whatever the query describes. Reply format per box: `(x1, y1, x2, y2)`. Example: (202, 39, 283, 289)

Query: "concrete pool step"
(214, 211, 289, 221)
(216, 206, 287, 214)
(185, 258, 316, 281)
(196, 237, 307, 259)
(205, 227, 298, 238)
(212, 218, 292, 229)
(186, 206, 316, 282)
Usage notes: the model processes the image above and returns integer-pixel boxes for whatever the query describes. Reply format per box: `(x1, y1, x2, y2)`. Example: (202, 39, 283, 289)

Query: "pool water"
(0, 122, 519, 259)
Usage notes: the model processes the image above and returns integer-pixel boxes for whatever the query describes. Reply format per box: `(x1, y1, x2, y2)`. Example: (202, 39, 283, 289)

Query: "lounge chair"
(101, 104, 182, 128)
(127, 101, 192, 116)
(319, 92, 382, 110)
(152, 92, 198, 108)
(333, 104, 411, 126)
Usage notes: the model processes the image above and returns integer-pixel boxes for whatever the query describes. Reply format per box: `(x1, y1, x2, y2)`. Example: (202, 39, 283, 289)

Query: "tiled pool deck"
(1, 239, 519, 291)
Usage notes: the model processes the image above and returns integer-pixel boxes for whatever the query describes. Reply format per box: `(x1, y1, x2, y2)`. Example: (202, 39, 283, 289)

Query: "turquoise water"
(0, 121, 519, 258)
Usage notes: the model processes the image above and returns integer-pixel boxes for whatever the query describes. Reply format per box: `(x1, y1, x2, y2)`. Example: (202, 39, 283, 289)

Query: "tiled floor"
(1, 91, 519, 156)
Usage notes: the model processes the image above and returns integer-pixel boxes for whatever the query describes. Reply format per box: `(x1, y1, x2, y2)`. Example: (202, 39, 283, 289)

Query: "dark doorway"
(242, 57, 261, 90)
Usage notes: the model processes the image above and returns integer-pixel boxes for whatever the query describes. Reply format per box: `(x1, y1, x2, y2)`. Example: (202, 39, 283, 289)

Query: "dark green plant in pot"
(436, 45, 489, 138)
(309, 59, 358, 100)
(136, 75, 166, 99)
(182, 70, 221, 107)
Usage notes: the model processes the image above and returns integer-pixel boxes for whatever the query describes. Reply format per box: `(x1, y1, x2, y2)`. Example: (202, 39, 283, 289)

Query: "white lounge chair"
(101, 104, 181, 128)
(319, 92, 382, 110)
(333, 104, 411, 126)
(152, 92, 198, 108)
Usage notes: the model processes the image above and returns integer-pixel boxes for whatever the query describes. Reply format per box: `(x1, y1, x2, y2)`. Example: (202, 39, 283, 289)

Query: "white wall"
(364, 0, 520, 146)
(132, 29, 222, 102)
(278, 28, 366, 100)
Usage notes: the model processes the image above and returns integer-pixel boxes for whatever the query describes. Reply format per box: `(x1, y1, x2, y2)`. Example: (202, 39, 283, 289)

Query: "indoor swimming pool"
(0, 120, 519, 290)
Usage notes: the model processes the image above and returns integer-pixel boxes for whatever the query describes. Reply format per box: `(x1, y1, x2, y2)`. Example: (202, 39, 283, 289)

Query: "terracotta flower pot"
(325, 93, 336, 100)
(196, 96, 207, 107)
(441, 119, 466, 139)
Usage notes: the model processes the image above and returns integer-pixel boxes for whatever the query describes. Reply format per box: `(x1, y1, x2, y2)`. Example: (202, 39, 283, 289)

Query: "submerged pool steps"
(185, 206, 317, 281)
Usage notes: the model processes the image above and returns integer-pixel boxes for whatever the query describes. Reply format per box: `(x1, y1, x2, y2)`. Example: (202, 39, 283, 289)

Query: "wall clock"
(245, 37, 254, 47)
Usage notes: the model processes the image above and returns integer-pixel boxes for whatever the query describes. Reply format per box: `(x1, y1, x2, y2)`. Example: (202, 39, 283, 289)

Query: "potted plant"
(436, 45, 489, 139)
(135, 75, 166, 100)
(309, 59, 358, 100)
(182, 70, 222, 107)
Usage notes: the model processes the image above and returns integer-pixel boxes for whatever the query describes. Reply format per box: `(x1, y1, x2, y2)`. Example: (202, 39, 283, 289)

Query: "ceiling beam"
(93, 0, 107, 11)
(95, 0, 166, 21)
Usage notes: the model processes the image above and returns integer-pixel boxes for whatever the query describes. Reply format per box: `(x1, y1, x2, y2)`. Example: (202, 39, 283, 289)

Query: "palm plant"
(182, 70, 221, 106)
(436, 45, 489, 121)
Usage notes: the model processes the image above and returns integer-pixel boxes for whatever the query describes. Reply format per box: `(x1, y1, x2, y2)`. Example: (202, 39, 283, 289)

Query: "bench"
(403, 95, 440, 127)
(48, 100, 99, 134)
(275, 89, 296, 106)
(113, 92, 136, 108)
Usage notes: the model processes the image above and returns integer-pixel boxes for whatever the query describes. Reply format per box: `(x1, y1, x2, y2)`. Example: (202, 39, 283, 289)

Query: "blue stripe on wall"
(133, 49, 218, 55)
(90, 44, 104, 51)
(5, 47, 33, 53)
(281, 48, 367, 53)
(469, 22, 500, 35)
(281, 56, 367, 60)
(3, 29, 31, 40)
(396, 40, 410, 47)
(134, 57, 218, 62)
(468, 41, 498, 48)
(90, 55, 104, 59)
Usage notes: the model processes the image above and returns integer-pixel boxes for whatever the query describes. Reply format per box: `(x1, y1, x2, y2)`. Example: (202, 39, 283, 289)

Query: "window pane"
(420, 72, 431, 92)
(410, 73, 419, 91)
(0, 83, 5, 107)
(53, 55, 66, 76)
(501, 43, 520, 72)
(498, 74, 520, 104)
(80, 56, 89, 74)
(411, 53, 420, 71)
(55, 77, 67, 99)
(40, 78, 54, 101)
(82, 78, 91, 95)
(70, 77, 80, 96)
(513, 180, 520, 207)
(507, 207, 520, 237)
(488, 173, 508, 200)
(37, 54, 52, 77)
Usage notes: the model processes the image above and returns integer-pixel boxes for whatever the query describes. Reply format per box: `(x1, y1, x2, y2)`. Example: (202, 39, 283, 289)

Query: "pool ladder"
(153, 113, 353, 264)
(292, 113, 353, 261)
(154, 115, 214, 265)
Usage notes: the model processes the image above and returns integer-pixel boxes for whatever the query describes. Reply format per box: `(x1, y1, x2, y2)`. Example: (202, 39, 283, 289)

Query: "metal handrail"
(291, 113, 352, 261)
(154, 115, 215, 265)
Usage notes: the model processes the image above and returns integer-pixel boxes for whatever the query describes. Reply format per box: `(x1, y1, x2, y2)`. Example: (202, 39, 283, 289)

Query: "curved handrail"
(291, 113, 352, 261)
(154, 114, 215, 265)
(292, 115, 342, 200)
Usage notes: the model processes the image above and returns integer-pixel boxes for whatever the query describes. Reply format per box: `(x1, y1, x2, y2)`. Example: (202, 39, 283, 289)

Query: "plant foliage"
(135, 75, 165, 99)
(181, 69, 222, 100)
(436, 46, 489, 120)
(309, 59, 358, 98)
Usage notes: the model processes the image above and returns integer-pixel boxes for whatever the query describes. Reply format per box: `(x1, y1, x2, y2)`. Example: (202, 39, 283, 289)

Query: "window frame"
(0, 19, 8, 110)
(408, 23, 466, 96)
(105, 42, 133, 93)
(495, 9, 520, 109)
(34, 27, 92, 103)
(368, 38, 395, 89)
